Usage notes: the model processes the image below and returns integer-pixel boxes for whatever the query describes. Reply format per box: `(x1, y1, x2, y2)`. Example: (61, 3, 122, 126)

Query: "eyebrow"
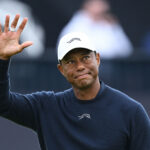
(80, 50, 92, 55)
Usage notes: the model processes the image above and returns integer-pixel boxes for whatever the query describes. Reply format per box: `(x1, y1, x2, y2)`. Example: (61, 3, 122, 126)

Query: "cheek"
(89, 64, 99, 77)
(63, 68, 74, 80)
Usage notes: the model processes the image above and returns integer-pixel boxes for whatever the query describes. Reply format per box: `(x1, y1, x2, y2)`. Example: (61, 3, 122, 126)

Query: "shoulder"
(55, 88, 73, 99)
(103, 83, 141, 110)
(24, 88, 73, 102)
(22, 89, 72, 110)
(103, 83, 150, 123)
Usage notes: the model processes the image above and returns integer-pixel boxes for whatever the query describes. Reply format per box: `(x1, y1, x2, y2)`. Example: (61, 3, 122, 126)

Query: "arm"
(0, 14, 36, 130)
(129, 104, 150, 150)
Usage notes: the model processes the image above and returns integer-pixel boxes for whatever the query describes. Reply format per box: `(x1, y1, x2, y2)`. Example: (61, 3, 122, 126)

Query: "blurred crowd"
(0, 0, 150, 59)
(58, 0, 133, 60)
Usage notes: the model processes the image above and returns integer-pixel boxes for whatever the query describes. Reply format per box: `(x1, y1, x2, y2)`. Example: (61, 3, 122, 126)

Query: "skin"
(0, 14, 33, 60)
(57, 49, 101, 100)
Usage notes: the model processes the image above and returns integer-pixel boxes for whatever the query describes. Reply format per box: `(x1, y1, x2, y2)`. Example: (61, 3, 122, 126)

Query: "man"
(0, 14, 150, 150)
(58, 0, 133, 59)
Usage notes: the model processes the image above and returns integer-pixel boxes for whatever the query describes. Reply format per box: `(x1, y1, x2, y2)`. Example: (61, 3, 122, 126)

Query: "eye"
(83, 55, 90, 60)
(67, 59, 75, 64)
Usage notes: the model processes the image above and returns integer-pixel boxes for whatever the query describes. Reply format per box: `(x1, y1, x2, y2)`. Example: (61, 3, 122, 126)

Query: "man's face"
(57, 49, 100, 90)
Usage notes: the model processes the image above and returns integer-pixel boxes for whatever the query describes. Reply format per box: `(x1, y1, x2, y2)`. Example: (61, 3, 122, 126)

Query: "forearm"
(0, 59, 36, 129)
(0, 59, 10, 81)
(0, 59, 11, 114)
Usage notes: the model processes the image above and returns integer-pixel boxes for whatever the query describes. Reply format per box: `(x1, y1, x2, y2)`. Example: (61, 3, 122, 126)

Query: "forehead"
(63, 48, 92, 59)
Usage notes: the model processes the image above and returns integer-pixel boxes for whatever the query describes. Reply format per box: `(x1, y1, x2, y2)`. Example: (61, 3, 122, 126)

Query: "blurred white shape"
(0, 0, 45, 58)
(58, 0, 133, 59)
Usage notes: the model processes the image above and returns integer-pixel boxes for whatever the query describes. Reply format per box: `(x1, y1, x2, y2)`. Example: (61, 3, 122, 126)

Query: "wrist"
(0, 56, 10, 60)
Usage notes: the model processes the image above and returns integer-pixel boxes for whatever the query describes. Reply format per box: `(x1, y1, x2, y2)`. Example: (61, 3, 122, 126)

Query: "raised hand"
(0, 14, 33, 60)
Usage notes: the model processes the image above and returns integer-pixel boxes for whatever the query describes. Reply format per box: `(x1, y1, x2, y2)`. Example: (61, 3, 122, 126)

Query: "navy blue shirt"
(0, 59, 150, 150)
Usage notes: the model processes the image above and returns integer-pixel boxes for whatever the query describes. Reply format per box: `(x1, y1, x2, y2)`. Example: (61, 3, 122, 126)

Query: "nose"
(76, 61, 85, 71)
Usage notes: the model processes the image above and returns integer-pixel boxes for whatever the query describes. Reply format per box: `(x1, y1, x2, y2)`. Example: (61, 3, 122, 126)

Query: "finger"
(16, 41, 33, 54)
(19, 41, 33, 51)
(17, 17, 28, 35)
(11, 14, 20, 28)
(4, 15, 10, 32)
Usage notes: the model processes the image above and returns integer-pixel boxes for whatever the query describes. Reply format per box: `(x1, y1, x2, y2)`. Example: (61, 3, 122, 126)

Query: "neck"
(73, 78, 100, 100)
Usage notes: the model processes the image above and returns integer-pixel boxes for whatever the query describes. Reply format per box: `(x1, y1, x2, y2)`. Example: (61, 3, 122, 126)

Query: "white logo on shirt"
(78, 113, 91, 120)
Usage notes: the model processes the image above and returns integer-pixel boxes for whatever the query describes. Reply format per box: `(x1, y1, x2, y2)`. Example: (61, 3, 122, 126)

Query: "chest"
(40, 102, 129, 150)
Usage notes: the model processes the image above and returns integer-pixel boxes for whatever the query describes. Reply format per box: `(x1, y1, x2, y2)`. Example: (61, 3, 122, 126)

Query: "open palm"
(0, 14, 33, 60)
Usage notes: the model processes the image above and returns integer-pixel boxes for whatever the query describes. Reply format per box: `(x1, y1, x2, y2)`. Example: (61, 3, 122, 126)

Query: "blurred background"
(0, 0, 150, 149)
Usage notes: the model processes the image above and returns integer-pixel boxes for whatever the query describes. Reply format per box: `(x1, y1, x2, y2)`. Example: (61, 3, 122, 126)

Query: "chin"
(73, 79, 94, 90)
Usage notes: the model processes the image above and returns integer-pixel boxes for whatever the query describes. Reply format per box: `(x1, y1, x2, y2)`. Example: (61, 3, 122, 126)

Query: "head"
(57, 32, 100, 90)
(82, 0, 110, 19)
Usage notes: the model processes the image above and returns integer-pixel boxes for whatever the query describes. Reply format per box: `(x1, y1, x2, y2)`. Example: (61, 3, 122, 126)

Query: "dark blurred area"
(21, 0, 150, 48)
(0, 0, 150, 150)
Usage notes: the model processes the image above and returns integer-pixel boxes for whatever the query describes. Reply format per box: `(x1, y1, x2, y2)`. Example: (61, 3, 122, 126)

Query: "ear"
(96, 53, 100, 67)
(57, 63, 65, 76)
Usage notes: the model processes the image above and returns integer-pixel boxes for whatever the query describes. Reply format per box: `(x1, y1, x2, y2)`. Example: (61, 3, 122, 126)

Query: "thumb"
(20, 41, 33, 50)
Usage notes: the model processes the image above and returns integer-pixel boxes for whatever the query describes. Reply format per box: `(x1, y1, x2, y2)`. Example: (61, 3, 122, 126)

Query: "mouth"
(74, 73, 90, 80)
